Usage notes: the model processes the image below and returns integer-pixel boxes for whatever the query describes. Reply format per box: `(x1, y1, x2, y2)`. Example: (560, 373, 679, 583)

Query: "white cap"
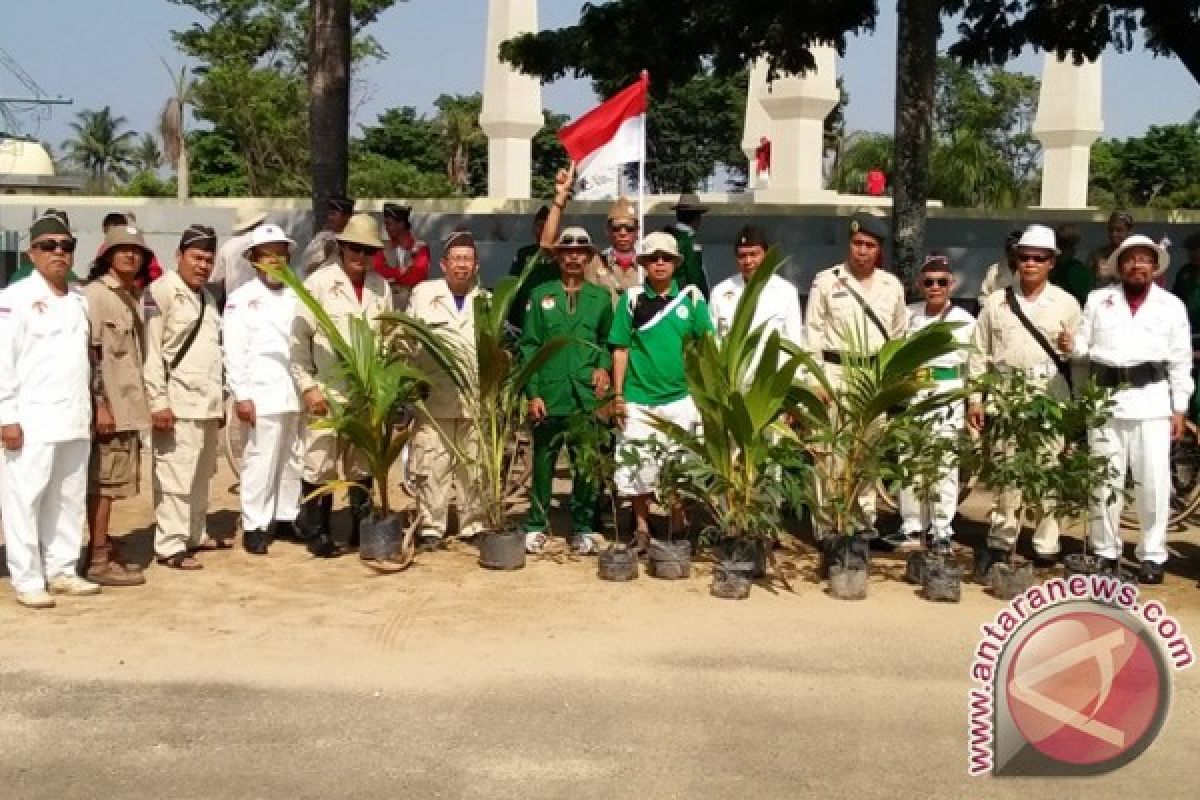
(1016, 224, 1058, 254)
(242, 224, 294, 258)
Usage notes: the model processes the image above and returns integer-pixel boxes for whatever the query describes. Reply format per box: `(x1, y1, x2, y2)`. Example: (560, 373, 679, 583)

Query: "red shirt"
(373, 232, 430, 287)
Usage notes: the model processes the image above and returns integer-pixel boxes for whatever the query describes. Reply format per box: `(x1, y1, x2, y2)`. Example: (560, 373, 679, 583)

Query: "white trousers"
(1088, 417, 1171, 564)
(1, 438, 89, 593)
(615, 396, 699, 497)
(240, 412, 303, 533)
(898, 404, 963, 540)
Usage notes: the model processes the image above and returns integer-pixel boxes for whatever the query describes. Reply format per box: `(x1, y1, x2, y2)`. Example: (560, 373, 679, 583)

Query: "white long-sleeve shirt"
(710, 273, 806, 371)
(223, 278, 301, 415)
(1075, 284, 1193, 419)
(0, 270, 92, 443)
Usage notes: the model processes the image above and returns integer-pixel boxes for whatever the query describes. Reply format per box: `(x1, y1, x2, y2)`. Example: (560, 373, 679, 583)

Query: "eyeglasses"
(609, 224, 637, 233)
(343, 242, 380, 256)
(556, 235, 592, 247)
(1018, 253, 1051, 264)
(922, 277, 950, 288)
(1123, 255, 1158, 267)
(642, 253, 675, 264)
(32, 238, 77, 254)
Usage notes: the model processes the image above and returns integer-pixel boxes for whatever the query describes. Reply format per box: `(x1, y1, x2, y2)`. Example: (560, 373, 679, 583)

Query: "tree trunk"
(176, 142, 190, 200)
(891, 0, 942, 288)
(308, 0, 352, 212)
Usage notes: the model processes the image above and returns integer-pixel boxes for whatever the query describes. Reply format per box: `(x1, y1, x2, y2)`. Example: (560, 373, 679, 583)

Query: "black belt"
(822, 350, 879, 366)
(1091, 362, 1167, 389)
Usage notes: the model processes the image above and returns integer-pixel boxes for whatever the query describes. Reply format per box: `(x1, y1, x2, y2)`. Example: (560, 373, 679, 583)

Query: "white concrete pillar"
(741, 59, 770, 186)
(755, 46, 839, 204)
(479, 0, 543, 200)
(1033, 53, 1103, 209)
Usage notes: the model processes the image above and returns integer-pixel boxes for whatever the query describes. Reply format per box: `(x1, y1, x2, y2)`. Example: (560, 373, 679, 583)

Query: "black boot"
(299, 480, 340, 558)
(243, 529, 270, 555)
(347, 479, 374, 550)
(272, 519, 299, 542)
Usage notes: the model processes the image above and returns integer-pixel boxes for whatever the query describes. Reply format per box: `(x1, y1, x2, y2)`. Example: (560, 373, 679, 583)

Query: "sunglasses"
(557, 235, 592, 247)
(642, 254, 675, 264)
(33, 238, 77, 254)
(1018, 253, 1051, 264)
(609, 224, 637, 233)
(922, 277, 950, 288)
(343, 242, 380, 256)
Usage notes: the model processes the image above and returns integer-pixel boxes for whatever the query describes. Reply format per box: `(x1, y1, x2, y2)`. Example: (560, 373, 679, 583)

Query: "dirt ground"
(1, 455, 1199, 799)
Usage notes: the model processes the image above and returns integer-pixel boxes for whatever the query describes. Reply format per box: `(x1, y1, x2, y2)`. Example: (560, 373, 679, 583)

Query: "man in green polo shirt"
(520, 227, 614, 556)
(610, 231, 714, 550)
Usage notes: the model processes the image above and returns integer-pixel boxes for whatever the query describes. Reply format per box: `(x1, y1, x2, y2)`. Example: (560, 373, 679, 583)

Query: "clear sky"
(2, 0, 1196, 152)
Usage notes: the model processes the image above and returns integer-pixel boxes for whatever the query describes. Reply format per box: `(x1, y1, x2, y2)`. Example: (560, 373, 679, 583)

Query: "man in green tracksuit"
(664, 192, 711, 299)
(519, 226, 614, 556)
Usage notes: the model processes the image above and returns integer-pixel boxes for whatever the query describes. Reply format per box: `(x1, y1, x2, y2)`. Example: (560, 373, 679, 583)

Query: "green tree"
(187, 127, 252, 197)
(1088, 119, 1200, 209)
(169, 0, 401, 199)
(501, 0, 1199, 283)
(62, 106, 138, 192)
(832, 132, 894, 194)
(134, 133, 164, 174)
(531, 111, 569, 198)
(434, 93, 486, 195)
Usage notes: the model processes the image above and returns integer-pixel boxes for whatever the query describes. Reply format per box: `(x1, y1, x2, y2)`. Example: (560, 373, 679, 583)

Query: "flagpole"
(637, 70, 648, 249)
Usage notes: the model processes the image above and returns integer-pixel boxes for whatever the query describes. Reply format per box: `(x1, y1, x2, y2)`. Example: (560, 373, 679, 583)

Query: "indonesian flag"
(558, 72, 648, 194)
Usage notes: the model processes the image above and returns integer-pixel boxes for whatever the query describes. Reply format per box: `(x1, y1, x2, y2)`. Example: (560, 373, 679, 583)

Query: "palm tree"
(134, 133, 163, 174)
(159, 62, 195, 200)
(62, 106, 138, 191)
(434, 95, 484, 195)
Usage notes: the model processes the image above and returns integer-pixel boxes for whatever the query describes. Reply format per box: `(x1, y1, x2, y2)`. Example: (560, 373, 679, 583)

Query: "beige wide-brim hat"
(1106, 234, 1170, 277)
(637, 231, 682, 263)
(231, 207, 268, 235)
(336, 213, 385, 249)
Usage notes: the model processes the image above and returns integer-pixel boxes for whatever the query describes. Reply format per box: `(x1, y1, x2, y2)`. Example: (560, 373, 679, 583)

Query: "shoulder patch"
(676, 305, 689, 320)
(541, 295, 556, 310)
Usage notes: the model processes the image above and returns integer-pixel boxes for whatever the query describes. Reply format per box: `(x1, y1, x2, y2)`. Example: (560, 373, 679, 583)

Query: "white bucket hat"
(1106, 234, 1170, 277)
(637, 231, 682, 263)
(231, 207, 268, 235)
(1015, 224, 1059, 255)
(242, 224, 294, 259)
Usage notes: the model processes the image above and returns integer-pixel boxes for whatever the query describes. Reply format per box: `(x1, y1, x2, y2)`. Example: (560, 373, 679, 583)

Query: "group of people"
(0, 179, 1194, 609)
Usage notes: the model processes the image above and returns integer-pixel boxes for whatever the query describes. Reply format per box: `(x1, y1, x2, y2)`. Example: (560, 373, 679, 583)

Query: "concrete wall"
(2, 196, 1198, 302)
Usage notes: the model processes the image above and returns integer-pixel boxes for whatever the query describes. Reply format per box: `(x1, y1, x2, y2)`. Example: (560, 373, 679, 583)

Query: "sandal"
(156, 552, 204, 570)
(190, 536, 232, 552)
(86, 560, 146, 587)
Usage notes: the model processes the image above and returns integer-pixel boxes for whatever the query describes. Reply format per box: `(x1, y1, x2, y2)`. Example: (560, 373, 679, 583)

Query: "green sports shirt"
(608, 280, 713, 405)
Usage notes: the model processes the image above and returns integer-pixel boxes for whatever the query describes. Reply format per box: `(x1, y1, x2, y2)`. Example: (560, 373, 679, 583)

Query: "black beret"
(848, 212, 887, 242)
(734, 225, 768, 250)
(383, 203, 411, 222)
(327, 195, 355, 214)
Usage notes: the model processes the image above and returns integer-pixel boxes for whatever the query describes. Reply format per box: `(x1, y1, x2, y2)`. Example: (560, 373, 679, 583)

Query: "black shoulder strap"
(168, 291, 207, 372)
(836, 269, 890, 342)
(1003, 286, 1072, 391)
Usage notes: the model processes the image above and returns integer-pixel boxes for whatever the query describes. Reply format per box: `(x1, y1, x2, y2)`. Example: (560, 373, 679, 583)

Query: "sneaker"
(525, 531, 547, 554)
(929, 538, 954, 557)
(879, 528, 909, 549)
(1032, 553, 1059, 570)
(571, 533, 600, 556)
(894, 532, 924, 552)
(47, 574, 101, 596)
(15, 590, 55, 609)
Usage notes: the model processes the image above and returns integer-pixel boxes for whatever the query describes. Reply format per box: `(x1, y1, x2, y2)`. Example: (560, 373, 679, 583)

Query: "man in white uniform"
(0, 210, 100, 607)
(896, 255, 976, 552)
(1062, 234, 1192, 584)
(709, 225, 805, 363)
(224, 225, 303, 556)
